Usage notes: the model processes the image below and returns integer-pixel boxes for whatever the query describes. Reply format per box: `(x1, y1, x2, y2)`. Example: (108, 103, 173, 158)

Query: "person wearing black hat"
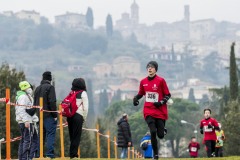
(117, 113, 132, 159)
(34, 71, 57, 158)
(67, 78, 89, 159)
(133, 61, 171, 160)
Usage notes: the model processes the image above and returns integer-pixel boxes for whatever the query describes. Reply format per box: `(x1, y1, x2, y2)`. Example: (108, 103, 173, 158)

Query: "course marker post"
(39, 97, 44, 158)
(59, 104, 65, 158)
(96, 124, 100, 158)
(6, 88, 11, 159)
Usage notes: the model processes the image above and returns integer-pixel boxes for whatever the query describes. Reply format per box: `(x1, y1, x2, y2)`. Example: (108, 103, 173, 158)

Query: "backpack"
(61, 90, 82, 117)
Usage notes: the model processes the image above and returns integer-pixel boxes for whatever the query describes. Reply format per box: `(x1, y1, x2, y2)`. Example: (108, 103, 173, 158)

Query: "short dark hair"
(191, 136, 196, 139)
(204, 108, 211, 114)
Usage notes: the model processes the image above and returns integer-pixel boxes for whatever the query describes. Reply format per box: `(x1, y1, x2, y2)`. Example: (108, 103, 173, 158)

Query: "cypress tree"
(86, 7, 94, 29)
(222, 44, 240, 156)
(106, 14, 113, 37)
(229, 42, 238, 101)
(223, 86, 229, 106)
(188, 88, 196, 103)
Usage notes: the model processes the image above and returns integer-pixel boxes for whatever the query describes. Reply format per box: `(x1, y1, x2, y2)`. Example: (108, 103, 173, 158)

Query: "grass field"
(32, 157, 240, 160)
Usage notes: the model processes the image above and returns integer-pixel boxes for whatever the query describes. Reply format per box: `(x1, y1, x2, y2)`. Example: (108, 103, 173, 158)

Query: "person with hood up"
(117, 113, 132, 159)
(16, 81, 39, 160)
(67, 78, 89, 159)
(133, 61, 171, 160)
(140, 132, 153, 158)
(34, 71, 57, 158)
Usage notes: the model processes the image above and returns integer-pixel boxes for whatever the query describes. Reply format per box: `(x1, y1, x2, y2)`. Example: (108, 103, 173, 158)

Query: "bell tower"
(131, 0, 139, 25)
(184, 5, 190, 22)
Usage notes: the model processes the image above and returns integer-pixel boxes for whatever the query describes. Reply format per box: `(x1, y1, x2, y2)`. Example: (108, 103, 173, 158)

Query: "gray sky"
(0, 0, 240, 27)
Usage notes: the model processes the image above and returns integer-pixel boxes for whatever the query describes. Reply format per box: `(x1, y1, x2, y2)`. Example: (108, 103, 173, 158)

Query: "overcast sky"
(0, 0, 239, 27)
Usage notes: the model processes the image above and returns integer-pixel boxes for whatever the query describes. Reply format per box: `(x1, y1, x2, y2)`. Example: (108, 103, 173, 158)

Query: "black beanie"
(146, 61, 158, 71)
(42, 71, 52, 81)
(71, 78, 86, 91)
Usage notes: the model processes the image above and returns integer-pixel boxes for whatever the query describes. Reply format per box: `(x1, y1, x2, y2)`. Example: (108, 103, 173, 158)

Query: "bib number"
(191, 147, 197, 152)
(204, 126, 213, 132)
(146, 92, 159, 102)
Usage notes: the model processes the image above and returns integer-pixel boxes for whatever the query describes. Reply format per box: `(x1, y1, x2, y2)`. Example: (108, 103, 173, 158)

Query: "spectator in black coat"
(117, 113, 132, 159)
(34, 71, 57, 158)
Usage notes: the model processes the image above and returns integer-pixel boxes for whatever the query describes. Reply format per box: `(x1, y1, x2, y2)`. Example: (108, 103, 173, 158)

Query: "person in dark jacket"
(67, 78, 89, 159)
(34, 71, 57, 158)
(117, 113, 132, 159)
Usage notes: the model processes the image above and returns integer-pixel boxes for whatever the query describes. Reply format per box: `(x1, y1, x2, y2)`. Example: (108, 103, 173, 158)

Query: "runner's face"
(147, 65, 156, 77)
(204, 110, 211, 119)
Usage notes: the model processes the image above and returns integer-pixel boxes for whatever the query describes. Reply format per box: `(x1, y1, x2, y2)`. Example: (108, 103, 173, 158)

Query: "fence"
(0, 88, 143, 159)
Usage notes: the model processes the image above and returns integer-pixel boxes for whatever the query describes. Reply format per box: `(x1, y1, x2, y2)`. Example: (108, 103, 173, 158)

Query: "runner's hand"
(153, 100, 164, 108)
(133, 97, 139, 106)
(208, 124, 213, 129)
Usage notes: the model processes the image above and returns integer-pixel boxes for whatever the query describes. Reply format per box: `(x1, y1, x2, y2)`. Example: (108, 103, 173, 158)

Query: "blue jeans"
(120, 147, 128, 159)
(43, 117, 57, 158)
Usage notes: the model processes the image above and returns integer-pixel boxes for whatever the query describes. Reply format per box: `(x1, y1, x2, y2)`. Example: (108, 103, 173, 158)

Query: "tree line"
(0, 43, 239, 158)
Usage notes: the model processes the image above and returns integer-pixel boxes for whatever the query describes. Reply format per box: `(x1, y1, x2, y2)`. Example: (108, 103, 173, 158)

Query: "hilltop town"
(0, 1, 240, 105)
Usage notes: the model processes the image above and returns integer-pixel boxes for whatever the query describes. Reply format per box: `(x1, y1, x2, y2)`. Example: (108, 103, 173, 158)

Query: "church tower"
(184, 5, 190, 22)
(131, 0, 139, 25)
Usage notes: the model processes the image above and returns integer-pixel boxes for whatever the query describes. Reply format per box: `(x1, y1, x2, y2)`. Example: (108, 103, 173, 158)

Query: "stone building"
(15, 10, 41, 24)
(55, 12, 88, 30)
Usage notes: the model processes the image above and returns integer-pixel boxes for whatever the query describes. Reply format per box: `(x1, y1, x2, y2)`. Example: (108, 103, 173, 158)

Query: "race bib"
(191, 147, 197, 152)
(146, 92, 159, 102)
(204, 126, 213, 132)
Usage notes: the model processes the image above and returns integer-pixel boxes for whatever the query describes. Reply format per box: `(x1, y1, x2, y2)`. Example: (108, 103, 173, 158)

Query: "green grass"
(32, 157, 240, 160)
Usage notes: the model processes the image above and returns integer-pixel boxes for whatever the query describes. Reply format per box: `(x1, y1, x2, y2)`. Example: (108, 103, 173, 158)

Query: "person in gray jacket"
(16, 81, 39, 160)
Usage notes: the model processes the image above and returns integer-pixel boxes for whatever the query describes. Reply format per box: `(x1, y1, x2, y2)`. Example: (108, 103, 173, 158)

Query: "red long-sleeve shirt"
(200, 117, 219, 140)
(138, 75, 170, 120)
(188, 142, 200, 157)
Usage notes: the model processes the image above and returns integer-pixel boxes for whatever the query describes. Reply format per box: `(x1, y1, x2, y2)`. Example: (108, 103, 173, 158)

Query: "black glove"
(216, 140, 219, 143)
(200, 128, 203, 134)
(153, 100, 164, 108)
(208, 124, 213, 129)
(133, 97, 139, 106)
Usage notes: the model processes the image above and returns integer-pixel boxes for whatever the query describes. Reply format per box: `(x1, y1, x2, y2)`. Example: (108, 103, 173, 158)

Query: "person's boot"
(211, 152, 215, 157)
(153, 155, 159, 159)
